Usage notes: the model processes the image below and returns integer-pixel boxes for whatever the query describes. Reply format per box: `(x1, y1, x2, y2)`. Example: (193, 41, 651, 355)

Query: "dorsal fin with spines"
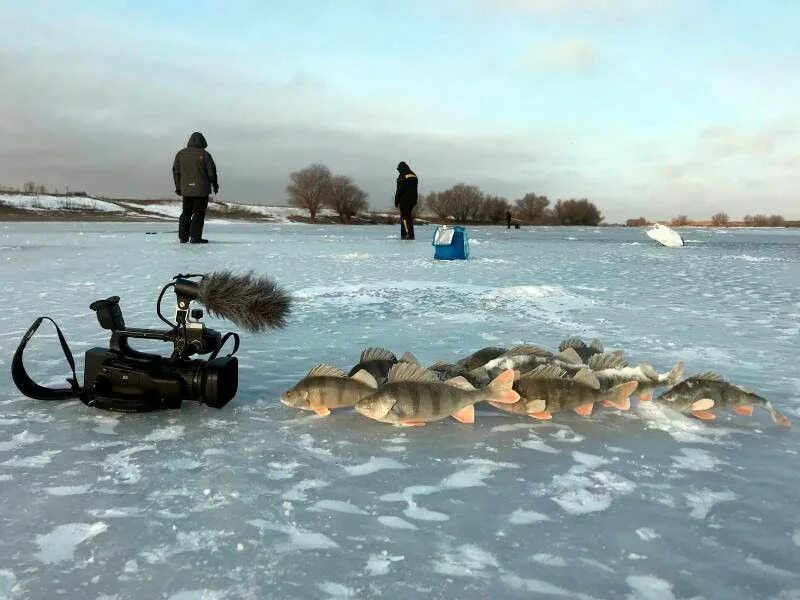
(360, 347, 397, 362)
(690, 372, 723, 382)
(588, 352, 629, 370)
(521, 364, 567, 380)
(307, 364, 346, 378)
(504, 344, 552, 358)
(388, 362, 439, 383)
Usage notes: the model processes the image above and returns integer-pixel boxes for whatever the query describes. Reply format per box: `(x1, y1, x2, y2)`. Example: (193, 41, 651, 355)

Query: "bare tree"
(326, 175, 369, 222)
(23, 181, 37, 193)
(554, 199, 603, 225)
(477, 195, 510, 224)
(514, 193, 549, 223)
(710, 212, 729, 226)
(768, 214, 785, 227)
(287, 164, 333, 222)
(670, 215, 690, 226)
(424, 192, 452, 220)
(439, 184, 484, 222)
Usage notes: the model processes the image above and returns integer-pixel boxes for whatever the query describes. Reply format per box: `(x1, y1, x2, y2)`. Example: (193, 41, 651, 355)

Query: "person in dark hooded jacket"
(173, 132, 218, 243)
(394, 161, 417, 240)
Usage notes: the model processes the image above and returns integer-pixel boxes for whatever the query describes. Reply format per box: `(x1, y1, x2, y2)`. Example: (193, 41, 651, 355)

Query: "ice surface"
(1, 223, 799, 598)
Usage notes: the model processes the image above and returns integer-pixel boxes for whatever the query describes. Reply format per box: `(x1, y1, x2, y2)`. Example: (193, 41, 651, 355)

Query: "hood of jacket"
(187, 132, 208, 149)
(397, 161, 412, 175)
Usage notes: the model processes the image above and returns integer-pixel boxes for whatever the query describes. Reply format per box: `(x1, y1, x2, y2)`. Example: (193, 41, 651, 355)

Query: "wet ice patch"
(0, 569, 16, 598)
(672, 448, 723, 471)
(167, 590, 226, 600)
(102, 444, 155, 485)
(532, 553, 568, 567)
(141, 530, 233, 565)
(377, 516, 417, 530)
(2, 450, 60, 468)
(248, 519, 338, 550)
(310, 500, 368, 515)
(520, 438, 560, 454)
(433, 544, 499, 578)
(317, 582, 356, 598)
(625, 574, 675, 600)
(572, 451, 610, 469)
(685, 489, 737, 519)
(43, 484, 91, 496)
(34, 522, 108, 564)
(0, 430, 43, 452)
(403, 501, 449, 522)
(343, 456, 406, 476)
(266, 460, 303, 480)
(636, 528, 660, 542)
(365, 552, 404, 576)
(283, 479, 329, 501)
(501, 574, 588, 598)
(509, 509, 550, 525)
(549, 456, 635, 515)
(143, 424, 185, 442)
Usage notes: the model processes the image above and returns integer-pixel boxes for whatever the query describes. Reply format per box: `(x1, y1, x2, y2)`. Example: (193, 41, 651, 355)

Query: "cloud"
(486, 0, 668, 19)
(522, 38, 596, 72)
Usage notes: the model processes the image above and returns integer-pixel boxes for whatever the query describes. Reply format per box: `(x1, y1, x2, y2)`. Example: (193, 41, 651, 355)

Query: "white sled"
(646, 223, 684, 248)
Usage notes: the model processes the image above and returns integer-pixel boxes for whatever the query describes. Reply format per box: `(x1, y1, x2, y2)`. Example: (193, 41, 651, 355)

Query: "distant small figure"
(173, 132, 219, 244)
(506, 210, 512, 229)
(395, 161, 418, 240)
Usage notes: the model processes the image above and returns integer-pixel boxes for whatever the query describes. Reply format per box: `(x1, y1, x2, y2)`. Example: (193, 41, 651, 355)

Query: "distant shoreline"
(0, 192, 797, 227)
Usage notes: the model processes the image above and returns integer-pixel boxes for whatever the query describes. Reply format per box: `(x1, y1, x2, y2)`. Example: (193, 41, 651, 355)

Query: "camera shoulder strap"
(11, 316, 87, 402)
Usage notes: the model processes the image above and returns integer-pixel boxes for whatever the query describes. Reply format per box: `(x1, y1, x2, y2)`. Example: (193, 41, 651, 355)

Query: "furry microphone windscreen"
(197, 271, 291, 333)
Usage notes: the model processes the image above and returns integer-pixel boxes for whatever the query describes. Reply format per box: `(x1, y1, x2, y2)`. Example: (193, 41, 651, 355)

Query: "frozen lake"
(1, 221, 799, 599)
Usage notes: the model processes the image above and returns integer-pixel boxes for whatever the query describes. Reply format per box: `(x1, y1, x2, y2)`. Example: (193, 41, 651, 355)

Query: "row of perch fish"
(279, 338, 791, 428)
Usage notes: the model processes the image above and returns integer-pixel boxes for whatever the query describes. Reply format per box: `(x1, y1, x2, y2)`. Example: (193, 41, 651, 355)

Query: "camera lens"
(198, 356, 238, 408)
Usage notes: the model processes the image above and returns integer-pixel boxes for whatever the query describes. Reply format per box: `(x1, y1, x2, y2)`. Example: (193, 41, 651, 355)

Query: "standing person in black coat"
(173, 132, 219, 244)
(395, 161, 418, 240)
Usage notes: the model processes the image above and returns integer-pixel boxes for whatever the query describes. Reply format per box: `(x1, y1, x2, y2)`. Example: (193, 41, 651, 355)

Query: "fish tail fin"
(667, 361, 685, 386)
(486, 369, 519, 404)
(766, 402, 792, 428)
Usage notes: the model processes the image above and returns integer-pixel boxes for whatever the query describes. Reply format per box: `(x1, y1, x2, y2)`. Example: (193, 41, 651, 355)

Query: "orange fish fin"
(313, 407, 331, 416)
(692, 410, 716, 421)
(451, 404, 475, 424)
(529, 411, 552, 420)
(397, 421, 426, 427)
(602, 399, 613, 408)
(735, 405, 754, 417)
(491, 390, 520, 404)
(574, 403, 593, 417)
(639, 391, 653, 402)
(606, 397, 631, 411)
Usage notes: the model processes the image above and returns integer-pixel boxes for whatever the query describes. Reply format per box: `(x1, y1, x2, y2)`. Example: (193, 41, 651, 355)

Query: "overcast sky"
(1, 0, 798, 221)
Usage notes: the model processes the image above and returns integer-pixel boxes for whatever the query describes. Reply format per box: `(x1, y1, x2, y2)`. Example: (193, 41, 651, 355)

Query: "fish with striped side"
(280, 364, 378, 416)
(354, 363, 519, 426)
(656, 372, 791, 427)
(496, 365, 639, 420)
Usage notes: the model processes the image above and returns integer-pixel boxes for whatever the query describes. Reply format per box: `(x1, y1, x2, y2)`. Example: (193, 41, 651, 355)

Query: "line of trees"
(626, 212, 788, 227)
(287, 164, 369, 222)
(424, 186, 603, 226)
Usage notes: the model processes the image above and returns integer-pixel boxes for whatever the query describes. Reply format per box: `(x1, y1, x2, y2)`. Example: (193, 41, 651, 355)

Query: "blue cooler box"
(432, 225, 470, 260)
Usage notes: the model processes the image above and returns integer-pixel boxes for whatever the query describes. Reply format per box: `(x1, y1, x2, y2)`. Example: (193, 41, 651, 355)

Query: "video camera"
(12, 272, 291, 412)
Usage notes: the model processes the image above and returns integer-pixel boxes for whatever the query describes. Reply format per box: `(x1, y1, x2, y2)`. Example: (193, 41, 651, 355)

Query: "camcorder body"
(83, 289, 238, 411)
(12, 272, 290, 413)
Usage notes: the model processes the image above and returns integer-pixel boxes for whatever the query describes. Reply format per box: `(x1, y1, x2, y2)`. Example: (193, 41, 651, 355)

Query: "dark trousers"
(179, 196, 208, 241)
(399, 205, 415, 239)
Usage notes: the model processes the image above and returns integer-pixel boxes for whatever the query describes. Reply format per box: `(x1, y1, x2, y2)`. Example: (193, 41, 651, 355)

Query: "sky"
(1, 0, 798, 221)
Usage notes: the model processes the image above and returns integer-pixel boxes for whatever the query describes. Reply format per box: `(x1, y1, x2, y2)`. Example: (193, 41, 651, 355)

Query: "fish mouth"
(280, 390, 308, 408)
